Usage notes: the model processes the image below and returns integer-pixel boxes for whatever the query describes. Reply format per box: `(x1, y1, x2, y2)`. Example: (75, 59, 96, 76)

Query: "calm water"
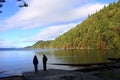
(0, 49, 120, 77)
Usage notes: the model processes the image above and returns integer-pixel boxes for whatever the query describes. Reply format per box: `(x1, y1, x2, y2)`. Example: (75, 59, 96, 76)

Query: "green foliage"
(31, 40, 52, 48)
(31, 1, 120, 49)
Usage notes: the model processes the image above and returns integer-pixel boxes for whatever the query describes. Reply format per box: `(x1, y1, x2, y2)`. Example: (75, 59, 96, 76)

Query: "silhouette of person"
(43, 54, 48, 71)
(33, 55, 39, 72)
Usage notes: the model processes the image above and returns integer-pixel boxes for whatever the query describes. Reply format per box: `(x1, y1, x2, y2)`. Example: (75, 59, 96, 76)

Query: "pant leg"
(34, 64, 38, 72)
(43, 64, 47, 71)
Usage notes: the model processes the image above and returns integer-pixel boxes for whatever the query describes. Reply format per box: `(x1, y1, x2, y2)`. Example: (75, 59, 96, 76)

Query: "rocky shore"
(0, 76, 24, 80)
(0, 61, 120, 80)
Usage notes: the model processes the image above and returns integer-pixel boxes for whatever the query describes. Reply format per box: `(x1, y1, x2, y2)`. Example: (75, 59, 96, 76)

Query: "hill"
(31, 40, 52, 48)
(31, 1, 120, 49)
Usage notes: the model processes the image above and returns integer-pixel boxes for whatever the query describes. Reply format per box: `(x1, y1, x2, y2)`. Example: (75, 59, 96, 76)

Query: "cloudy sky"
(0, 0, 117, 48)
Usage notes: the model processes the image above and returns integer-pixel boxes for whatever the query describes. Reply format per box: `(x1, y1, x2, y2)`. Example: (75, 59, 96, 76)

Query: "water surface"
(0, 49, 120, 77)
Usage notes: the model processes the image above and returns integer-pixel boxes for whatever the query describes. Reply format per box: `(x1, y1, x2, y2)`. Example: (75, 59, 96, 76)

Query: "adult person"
(43, 54, 48, 71)
(33, 55, 39, 72)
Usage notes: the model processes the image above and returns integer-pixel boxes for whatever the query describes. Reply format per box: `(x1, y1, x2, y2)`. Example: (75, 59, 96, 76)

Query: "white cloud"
(0, 0, 106, 30)
(22, 23, 78, 42)
(0, 39, 15, 48)
(0, 39, 34, 48)
(34, 23, 77, 40)
(70, 3, 105, 19)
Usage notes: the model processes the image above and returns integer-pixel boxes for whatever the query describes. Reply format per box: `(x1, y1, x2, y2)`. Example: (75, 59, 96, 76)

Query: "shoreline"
(0, 68, 95, 80)
(0, 68, 120, 80)
(0, 75, 24, 80)
(0, 61, 120, 80)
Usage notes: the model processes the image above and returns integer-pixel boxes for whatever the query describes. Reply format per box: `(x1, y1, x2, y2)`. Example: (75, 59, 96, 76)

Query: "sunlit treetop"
(0, 0, 28, 13)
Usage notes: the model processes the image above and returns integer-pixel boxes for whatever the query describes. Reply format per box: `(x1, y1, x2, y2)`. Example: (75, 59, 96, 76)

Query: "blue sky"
(0, 0, 117, 48)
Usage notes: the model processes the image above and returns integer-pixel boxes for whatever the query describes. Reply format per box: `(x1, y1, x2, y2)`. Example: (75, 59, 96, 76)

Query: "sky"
(0, 0, 117, 48)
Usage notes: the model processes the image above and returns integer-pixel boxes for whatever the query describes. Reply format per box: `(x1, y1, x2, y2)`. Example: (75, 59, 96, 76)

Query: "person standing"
(33, 55, 39, 72)
(43, 54, 48, 71)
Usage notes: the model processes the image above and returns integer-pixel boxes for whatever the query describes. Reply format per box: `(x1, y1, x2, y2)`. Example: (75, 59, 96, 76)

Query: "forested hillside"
(31, 1, 120, 49)
(31, 41, 52, 48)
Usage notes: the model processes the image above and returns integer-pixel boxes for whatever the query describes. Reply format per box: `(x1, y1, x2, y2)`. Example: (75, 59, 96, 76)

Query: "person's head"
(34, 55, 37, 58)
(43, 54, 45, 56)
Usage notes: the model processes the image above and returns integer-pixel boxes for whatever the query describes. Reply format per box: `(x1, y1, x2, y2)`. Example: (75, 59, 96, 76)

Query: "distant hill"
(31, 40, 52, 48)
(31, 1, 120, 49)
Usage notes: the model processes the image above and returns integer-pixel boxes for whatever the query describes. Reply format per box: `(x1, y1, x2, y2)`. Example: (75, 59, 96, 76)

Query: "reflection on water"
(0, 49, 120, 77)
(42, 49, 120, 64)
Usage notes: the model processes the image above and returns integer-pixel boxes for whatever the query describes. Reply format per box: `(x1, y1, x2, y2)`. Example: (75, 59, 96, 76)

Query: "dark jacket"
(33, 55, 38, 65)
(43, 55, 48, 64)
